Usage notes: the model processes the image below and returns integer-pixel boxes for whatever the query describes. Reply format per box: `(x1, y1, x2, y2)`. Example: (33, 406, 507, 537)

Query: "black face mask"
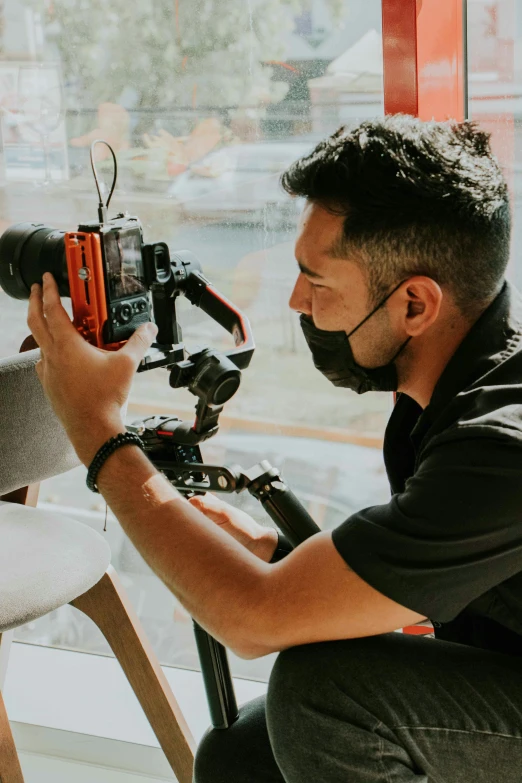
(299, 280, 410, 394)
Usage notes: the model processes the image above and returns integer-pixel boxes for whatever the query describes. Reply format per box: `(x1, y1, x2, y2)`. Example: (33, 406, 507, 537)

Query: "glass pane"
(467, 0, 521, 287)
(0, 1, 388, 682)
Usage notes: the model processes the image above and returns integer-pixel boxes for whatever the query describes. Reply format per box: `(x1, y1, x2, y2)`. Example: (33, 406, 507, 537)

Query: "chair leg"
(70, 566, 195, 783)
(0, 691, 24, 783)
(0, 632, 13, 691)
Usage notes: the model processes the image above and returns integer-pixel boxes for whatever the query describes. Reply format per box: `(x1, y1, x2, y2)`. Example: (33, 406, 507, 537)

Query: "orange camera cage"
(65, 231, 124, 351)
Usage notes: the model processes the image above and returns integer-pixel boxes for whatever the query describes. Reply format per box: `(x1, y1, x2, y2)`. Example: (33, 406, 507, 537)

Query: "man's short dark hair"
(281, 115, 511, 316)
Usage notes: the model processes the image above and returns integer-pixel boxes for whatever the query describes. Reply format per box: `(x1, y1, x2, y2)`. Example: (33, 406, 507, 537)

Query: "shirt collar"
(427, 280, 522, 416)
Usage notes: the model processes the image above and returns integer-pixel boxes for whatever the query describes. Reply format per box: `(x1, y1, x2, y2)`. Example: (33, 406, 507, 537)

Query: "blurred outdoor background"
(0, 0, 521, 682)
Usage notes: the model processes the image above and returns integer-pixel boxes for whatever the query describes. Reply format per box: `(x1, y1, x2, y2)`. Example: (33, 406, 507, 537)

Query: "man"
(28, 115, 522, 782)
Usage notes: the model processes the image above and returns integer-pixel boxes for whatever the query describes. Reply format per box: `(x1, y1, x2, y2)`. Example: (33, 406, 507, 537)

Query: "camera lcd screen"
(103, 226, 146, 301)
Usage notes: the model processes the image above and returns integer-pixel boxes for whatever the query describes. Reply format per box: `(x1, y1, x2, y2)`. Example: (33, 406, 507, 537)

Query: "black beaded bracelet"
(269, 532, 294, 563)
(86, 432, 145, 493)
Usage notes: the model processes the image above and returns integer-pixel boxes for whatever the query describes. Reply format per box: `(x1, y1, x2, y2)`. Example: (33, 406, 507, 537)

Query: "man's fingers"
(27, 283, 51, 350)
(120, 322, 158, 368)
(189, 493, 235, 525)
(28, 274, 79, 350)
(41, 273, 77, 336)
(189, 493, 226, 512)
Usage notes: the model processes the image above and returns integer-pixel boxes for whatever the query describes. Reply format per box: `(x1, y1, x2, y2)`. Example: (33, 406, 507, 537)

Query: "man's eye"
(311, 282, 326, 290)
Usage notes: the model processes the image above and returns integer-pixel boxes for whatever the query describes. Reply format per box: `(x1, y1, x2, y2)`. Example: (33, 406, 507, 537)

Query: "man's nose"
(289, 274, 312, 316)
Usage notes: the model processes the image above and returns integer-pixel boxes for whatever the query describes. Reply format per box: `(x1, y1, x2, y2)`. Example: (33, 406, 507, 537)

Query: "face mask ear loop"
(346, 279, 408, 339)
(390, 335, 411, 364)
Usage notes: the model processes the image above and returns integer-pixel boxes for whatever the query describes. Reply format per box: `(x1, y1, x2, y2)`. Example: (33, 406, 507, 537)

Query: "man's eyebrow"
(297, 261, 324, 279)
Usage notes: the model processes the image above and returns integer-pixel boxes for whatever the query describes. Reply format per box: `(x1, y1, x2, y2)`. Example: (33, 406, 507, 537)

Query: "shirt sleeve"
(331, 428, 522, 622)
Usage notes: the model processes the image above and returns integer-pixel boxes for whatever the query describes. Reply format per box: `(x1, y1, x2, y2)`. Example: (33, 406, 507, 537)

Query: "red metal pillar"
(381, 0, 466, 122)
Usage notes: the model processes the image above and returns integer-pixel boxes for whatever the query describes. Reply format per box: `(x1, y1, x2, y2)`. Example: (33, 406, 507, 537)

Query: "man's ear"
(402, 276, 443, 337)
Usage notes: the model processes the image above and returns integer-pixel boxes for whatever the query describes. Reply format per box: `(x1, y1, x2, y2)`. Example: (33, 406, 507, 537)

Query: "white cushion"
(0, 502, 111, 632)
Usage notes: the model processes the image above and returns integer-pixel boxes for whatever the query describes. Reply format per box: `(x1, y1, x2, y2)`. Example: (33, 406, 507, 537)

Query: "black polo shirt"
(332, 281, 522, 656)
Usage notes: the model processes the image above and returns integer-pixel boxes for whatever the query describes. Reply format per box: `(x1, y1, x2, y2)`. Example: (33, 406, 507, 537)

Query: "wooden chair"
(0, 343, 195, 782)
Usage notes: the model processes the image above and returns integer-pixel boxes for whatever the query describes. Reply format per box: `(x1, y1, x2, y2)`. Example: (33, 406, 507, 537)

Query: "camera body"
(0, 213, 155, 351)
(0, 139, 255, 445)
(65, 214, 151, 348)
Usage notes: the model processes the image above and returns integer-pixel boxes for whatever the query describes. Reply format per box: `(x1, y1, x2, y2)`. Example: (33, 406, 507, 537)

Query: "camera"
(0, 140, 254, 440)
(0, 140, 198, 352)
(0, 213, 158, 348)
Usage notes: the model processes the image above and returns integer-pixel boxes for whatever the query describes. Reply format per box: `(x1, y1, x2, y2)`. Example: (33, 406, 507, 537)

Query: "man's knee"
(266, 638, 389, 762)
(267, 643, 315, 722)
(267, 640, 354, 718)
(266, 643, 336, 764)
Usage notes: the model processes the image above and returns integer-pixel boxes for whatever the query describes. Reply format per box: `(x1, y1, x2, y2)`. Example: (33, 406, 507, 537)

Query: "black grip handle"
(259, 480, 321, 548)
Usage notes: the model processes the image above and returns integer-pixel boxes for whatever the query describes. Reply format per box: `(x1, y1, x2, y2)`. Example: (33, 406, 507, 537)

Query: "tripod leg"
(193, 622, 239, 729)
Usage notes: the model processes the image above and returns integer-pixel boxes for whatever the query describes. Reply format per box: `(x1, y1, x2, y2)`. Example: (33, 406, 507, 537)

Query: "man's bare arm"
(27, 274, 424, 660)
(96, 446, 424, 659)
(95, 443, 279, 657)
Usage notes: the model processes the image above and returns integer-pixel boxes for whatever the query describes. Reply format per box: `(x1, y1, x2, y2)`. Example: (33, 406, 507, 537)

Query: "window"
(467, 0, 521, 289)
(0, 1, 389, 682)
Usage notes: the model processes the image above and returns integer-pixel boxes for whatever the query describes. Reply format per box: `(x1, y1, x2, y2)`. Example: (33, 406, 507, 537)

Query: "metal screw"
(218, 476, 228, 489)
(78, 267, 91, 281)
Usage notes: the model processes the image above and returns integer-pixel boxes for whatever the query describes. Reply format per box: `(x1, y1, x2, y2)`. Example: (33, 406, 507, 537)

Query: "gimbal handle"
(241, 461, 321, 547)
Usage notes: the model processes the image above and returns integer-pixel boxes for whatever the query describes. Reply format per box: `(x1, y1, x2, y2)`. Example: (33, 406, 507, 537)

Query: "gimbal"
(128, 250, 321, 728)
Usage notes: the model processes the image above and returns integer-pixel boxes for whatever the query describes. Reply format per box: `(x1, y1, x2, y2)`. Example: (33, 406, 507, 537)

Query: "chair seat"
(0, 502, 111, 632)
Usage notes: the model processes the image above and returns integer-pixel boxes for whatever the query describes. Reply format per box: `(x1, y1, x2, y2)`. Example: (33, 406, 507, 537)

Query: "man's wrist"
(74, 420, 127, 466)
(95, 442, 170, 501)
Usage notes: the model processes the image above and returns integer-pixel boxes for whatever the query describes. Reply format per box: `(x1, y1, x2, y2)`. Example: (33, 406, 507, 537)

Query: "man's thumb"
(121, 322, 158, 365)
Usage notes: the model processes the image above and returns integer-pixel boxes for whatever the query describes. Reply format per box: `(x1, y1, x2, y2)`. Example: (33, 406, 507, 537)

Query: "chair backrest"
(0, 349, 80, 497)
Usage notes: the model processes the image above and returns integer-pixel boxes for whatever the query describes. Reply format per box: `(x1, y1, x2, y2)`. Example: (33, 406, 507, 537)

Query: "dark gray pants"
(194, 633, 522, 782)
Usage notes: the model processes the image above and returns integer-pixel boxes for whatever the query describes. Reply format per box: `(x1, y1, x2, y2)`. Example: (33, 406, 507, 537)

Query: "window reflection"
(0, 0, 388, 680)
(468, 0, 521, 288)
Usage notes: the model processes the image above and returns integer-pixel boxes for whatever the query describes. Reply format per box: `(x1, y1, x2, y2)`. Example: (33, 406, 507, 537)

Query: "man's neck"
(397, 315, 478, 409)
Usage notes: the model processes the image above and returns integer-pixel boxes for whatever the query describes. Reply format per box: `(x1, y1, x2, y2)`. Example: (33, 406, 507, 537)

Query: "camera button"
(118, 303, 133, 323)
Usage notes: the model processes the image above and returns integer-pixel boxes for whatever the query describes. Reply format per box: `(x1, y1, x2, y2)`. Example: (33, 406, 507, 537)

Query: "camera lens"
(212, 373, 241, 405)
(0, 223, 69, 300)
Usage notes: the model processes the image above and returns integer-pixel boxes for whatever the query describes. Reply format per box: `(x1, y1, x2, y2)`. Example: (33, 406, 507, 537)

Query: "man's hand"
(27, 273, 158, 465)
(189, 493, 278, 562)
